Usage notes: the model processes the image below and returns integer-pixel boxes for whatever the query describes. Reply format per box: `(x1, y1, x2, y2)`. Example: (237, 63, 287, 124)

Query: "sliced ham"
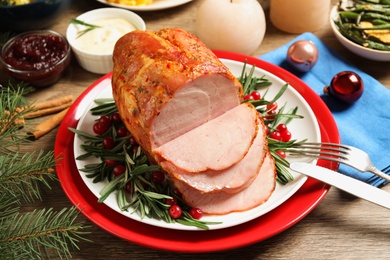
(112, 28, 243, 161)
(112, 28, 278, 216)
(173, 153, 277, 215)
(161, 116, 267, 194)
(154, 103, 258, 172)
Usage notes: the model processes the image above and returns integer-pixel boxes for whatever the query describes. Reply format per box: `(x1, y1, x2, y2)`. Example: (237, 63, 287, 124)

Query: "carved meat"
(112, 28, 243, 161)
(161, 115, 267, 194)
(173, 153, 277, 215)
(154, 103, 258, 173)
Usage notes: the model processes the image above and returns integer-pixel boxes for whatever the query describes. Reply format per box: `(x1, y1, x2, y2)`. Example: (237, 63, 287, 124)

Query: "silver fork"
(287, 142, 390, 183)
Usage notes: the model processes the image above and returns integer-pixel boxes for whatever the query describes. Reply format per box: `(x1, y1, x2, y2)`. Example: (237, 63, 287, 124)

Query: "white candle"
(270, 0, 331, 34)
(196, 0, 266, 55)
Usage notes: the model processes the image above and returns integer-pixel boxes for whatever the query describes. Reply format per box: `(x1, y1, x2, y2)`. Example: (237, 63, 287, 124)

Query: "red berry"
(276, 123, 288, 132)
(250, 91, 261, 100)
(113, 164, 126, 176)
(151, 171, 165, 184)
(244, 94, 254, 101)
(264, 124, 270, 135)
(116, 126, 128, 137)
(189, 208, 203, 220)
(93, 121, 107, 135)
(276, 150, 286, 158)
(169, 205, 182, 219)
(99, 115, 111, 127)
(264, 109, 277, 121)
(164, 197, 177, 206)
(111, 112, 122, 124)
(280, 130, 292, 142)
(102, 136, 115, 150)
(104, 159, 118, 166)
(172, 188, 182, 198)
(269, 131, 282, 140)
(267, 102, 278, 111)
(124, 182, 132, 193)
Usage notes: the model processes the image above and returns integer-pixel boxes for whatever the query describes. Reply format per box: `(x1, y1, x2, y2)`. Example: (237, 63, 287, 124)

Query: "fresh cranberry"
(104, 159, 118, 166)
(169, 205, 182, 219)
(116, 127, 128, 137)
(151, 171, 165, 184)
(93, 122, 107, 135)
(276, 150, 286, 158)
(264, 109, 277, 121)
(111, 112, 122, 124)
(172, 188, 182, 198)
(244, 94, 254, 101)
(280, 130, 292, 142)
(267, 102, 278, 111)
(269, 131, 282, 140)
(164, 197, 177, 206)
(250, 91, 261, 100)
(277, 123, 288, 132)
(189, 208, 203, 220)
(102, 136, 115, 150)
(99, 115, 111, 128)
(113, 164, 126, 176)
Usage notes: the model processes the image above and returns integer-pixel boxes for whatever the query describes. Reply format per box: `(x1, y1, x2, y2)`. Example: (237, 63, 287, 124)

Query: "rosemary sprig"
(70, 124, 221, 230)
(70, 18, 101, 38)
(239, 63, 305, 185)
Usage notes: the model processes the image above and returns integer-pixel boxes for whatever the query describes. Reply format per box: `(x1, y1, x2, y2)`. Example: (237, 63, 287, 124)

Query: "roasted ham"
(112, 28, 277, 216)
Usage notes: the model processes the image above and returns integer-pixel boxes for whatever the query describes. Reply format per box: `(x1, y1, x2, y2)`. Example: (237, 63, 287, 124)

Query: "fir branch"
(0, 151, 57, 203)
(0, 207, 90, 260)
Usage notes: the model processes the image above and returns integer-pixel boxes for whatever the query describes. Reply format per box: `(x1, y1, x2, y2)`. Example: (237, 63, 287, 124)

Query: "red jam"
(3, 33, 68, 71)
(1, 31, 70, 87)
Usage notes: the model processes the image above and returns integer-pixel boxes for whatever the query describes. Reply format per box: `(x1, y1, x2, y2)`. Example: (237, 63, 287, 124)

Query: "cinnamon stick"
(27, 108, 69, 140)
(31, 95, 73, 110)
(24, 95, 73, 118)
(24, 102, 72, 118)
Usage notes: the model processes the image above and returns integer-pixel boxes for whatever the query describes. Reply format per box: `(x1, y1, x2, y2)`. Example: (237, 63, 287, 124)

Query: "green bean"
(354, 23, 390, 29)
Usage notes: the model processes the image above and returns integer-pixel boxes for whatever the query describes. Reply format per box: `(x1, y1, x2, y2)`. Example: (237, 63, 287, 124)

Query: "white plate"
(96, 0, 193, 11)
(73, 58, 321, 231)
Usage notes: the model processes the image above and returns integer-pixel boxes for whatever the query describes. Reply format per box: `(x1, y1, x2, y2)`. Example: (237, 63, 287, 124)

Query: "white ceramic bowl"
(66, 8, 146, 74)
(330, 6, 390, 61)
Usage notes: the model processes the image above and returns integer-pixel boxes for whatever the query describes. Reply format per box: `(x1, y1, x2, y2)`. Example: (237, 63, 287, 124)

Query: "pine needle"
(0, 207, 91, 260)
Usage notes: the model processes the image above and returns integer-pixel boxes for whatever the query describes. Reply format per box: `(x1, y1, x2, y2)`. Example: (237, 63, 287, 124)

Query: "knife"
(289, 162, 390, 209)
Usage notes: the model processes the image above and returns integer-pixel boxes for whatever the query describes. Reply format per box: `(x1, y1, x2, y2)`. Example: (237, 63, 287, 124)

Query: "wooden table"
(21, 0, 390, 259)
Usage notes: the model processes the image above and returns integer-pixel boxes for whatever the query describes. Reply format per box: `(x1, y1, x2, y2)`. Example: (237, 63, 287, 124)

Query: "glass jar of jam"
(0, 30, 71, 87)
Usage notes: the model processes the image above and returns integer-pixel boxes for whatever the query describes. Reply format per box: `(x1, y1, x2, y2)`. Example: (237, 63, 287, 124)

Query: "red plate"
(55, 51, 339, 253)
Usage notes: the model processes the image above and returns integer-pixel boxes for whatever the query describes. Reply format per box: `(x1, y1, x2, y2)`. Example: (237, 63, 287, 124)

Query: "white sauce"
(74, 18, 136, 54)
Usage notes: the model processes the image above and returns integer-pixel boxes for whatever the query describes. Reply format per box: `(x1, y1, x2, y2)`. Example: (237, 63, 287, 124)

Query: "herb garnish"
(70, 18, 101, 38)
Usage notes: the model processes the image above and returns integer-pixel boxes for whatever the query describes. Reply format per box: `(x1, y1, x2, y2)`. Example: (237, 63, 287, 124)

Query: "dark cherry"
(324, 71, 364, 104)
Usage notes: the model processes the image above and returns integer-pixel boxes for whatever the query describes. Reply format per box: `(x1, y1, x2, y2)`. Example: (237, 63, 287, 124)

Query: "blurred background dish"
(330, 5, 390, 62)
(0, 0, 73, 32)
(66, 7, 146, 74)
(95, 0, 192, 11)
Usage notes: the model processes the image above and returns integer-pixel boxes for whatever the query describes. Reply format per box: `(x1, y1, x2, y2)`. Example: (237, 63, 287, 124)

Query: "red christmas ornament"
(324, 71, 364, 104)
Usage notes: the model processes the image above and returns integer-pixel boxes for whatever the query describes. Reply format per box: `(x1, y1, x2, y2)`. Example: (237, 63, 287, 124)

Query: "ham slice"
(173, 153, 277, 215)
(154, 103, 258, 173)
(161, 116, 267, 194)
(112, 28, 243, 161)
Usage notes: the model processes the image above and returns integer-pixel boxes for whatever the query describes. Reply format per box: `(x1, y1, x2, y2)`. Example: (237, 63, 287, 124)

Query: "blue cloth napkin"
(260, 32, 390, 187)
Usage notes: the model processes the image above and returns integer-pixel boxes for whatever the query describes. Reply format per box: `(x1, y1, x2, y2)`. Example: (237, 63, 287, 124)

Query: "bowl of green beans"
(330, 0, 390, 61)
